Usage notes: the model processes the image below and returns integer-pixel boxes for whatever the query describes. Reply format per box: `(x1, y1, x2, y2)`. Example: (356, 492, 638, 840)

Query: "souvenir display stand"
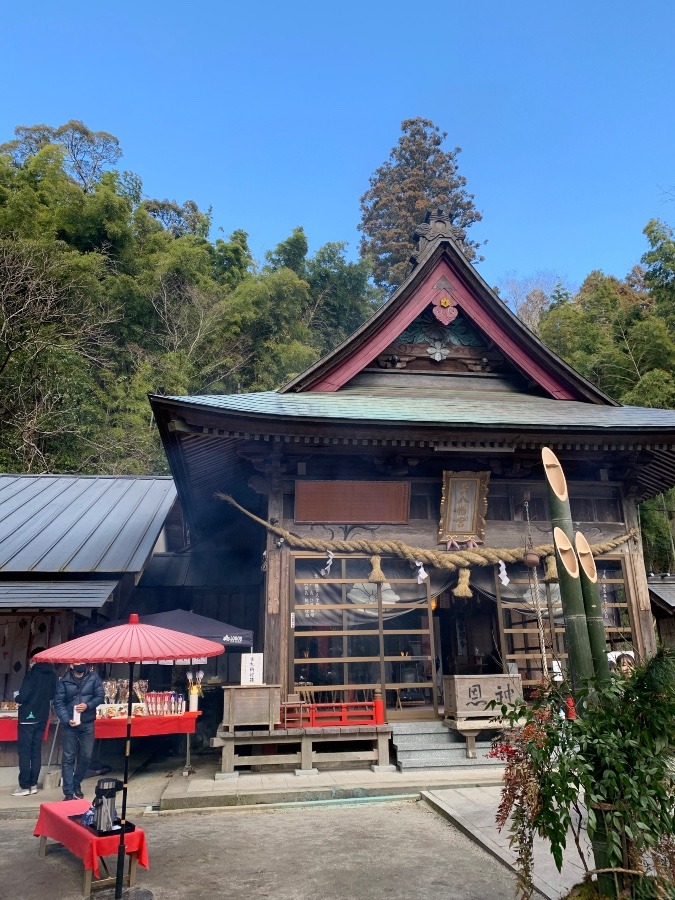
(95, 710, 200, 738)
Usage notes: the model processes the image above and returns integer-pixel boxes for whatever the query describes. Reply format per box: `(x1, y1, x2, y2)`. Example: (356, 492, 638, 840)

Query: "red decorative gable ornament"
(431, 293, 458, 326)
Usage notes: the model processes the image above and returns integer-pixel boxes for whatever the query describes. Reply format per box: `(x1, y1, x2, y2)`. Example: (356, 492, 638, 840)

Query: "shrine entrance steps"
(391, 721, 501, 771)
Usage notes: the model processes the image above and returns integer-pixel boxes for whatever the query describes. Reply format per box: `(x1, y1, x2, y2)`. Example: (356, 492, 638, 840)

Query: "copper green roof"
(159, 391, 675, 433)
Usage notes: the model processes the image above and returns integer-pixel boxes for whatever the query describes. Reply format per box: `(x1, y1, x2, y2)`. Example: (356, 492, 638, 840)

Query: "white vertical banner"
(241, 653, 264, 685)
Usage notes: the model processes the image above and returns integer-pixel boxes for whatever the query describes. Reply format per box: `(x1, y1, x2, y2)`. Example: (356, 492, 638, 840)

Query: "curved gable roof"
(281, 216, 615, 405)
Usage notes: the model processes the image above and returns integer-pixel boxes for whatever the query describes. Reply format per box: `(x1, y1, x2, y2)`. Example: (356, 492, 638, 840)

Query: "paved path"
(424, 786, 591, 900)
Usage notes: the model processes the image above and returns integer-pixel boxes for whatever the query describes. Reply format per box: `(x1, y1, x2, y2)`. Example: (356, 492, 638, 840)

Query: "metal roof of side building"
(648, 577, 675, 613)
(0, 475, 177, 574)
(0, 581, 119, 609)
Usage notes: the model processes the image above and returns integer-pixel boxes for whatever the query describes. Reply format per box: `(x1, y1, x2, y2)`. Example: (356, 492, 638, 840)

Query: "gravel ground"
(0, 799, 528, 900)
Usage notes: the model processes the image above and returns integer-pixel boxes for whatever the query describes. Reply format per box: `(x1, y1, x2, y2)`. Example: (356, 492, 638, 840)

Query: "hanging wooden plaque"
(438, 471, 490, 544)
(294, 480, 410, 524)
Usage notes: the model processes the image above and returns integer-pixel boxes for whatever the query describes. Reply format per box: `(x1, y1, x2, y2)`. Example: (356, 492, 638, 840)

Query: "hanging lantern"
(524, 549, 540, 568)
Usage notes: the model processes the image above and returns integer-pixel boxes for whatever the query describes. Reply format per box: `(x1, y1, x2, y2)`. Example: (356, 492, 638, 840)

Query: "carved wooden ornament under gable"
(376, 279, 506, 374)
(438, 471, 490, 545)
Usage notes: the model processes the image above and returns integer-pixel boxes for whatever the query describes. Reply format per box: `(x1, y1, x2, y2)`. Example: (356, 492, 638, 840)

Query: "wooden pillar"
(622, 495, 657, 658)
(278, 545, 290, 699)
(263, 448, 286, 688)
(494, 569, 509, 674)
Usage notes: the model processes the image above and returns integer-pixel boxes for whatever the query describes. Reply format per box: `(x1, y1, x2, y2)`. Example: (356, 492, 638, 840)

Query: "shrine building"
(149, 210, 675, 720)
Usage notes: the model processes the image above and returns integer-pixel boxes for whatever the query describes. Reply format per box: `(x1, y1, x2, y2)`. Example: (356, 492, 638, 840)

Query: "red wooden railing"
(280, 701, 380, 728)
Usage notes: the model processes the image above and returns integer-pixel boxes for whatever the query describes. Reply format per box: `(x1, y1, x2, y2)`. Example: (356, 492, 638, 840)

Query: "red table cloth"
(34, 799, 149, 878)
(94, 711, 200, 739)
(0, 718, 50, 741)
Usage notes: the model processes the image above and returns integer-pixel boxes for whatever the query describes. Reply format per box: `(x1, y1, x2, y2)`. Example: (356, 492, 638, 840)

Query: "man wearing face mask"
(53, 663, 104, 800)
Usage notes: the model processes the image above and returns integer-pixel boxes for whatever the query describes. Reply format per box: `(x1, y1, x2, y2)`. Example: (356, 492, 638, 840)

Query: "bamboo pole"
(543, 448, 595, 694)
(552, 527, 595, 692)
(575, 531, 611, 682)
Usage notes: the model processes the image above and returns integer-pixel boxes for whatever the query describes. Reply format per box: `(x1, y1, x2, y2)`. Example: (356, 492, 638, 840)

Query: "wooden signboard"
(438, 471, 490, 544)
(240, 653, 264, 685)
(295, 480, 410, 524)
(443, 674, 522, 719)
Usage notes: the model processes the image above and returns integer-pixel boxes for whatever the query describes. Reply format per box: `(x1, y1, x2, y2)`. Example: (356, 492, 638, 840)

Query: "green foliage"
(537, 248, 675, 573)
(359, 117, 483, 292)
(491, 650, 675, 899)
(639, 491, 675, 574)
(0, 120, 381, 475)
(0, 120, 122, 192)
(305, 241, 383, 355)
(142, 198, 212, 238)
(643, 219, 675, 321)
(265, 226, 308, 275)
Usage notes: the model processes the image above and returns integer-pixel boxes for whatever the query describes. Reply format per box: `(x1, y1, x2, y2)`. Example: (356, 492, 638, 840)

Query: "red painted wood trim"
(307, 259, 578, 399)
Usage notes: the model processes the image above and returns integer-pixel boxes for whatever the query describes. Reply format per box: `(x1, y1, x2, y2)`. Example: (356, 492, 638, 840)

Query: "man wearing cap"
(53, 663, 104, 800)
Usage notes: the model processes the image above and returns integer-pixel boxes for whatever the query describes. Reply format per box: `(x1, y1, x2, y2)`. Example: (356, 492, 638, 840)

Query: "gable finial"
(410, 208, 459, 269)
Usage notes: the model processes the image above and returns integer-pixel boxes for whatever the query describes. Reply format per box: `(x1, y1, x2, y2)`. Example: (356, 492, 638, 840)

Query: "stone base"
(294, 768, 319, 776)
(370, 764, 397, 773)
(214, 771, 240, 780)
(43, 769, 61, 790)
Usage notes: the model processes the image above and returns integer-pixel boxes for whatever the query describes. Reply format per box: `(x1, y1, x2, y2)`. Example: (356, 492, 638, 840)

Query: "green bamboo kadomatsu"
(575, 531, 611, 682)
(543, 448, 595, 693)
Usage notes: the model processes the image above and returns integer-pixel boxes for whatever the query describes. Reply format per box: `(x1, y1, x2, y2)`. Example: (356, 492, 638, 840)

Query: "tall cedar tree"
(358, 118, 483, 292)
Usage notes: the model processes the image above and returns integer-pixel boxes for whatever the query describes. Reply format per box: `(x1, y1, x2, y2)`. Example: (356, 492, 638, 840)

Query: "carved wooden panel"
(294, 481, 410, 524)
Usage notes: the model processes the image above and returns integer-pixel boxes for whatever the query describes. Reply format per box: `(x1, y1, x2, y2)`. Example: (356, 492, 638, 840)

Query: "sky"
(3, 1, 674, 292)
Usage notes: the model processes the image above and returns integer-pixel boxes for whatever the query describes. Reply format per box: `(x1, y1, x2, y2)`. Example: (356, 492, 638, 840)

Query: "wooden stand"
(38, 833, 139, 898)
(34, 800, 148, 898)
(220, 684, 281, 732)
(211, 725, 393, 774)
(443, 718, 491, 759)
(442, 674, 522, 758)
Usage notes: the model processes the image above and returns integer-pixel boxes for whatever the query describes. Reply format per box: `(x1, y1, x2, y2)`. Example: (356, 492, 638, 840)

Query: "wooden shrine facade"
(151, 211, 675, 717)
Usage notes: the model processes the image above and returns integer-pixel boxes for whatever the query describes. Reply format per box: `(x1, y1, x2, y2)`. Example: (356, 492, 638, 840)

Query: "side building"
(0, 474, 177, 700)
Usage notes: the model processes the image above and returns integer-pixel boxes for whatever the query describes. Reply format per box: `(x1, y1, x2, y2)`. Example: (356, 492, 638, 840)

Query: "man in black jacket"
(12, 648, 57, 797)
(53, 663, 104, 800)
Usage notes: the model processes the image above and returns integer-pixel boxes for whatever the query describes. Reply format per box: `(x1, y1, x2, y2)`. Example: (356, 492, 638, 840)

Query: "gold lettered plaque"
(438, 471, 490, 544)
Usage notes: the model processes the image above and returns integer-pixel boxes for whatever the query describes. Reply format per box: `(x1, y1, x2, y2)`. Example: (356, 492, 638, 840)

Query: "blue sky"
(3, 2, 674, 291)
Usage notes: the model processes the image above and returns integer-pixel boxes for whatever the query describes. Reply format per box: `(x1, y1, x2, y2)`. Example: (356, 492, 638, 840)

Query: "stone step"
(393, 734, 493, 752)
(396, 750, 501, 770)
(392, 732, 465, 750)
(390, 721, 449, 735)
(396, 747, 473, 763)
(396, 757, 500, 770)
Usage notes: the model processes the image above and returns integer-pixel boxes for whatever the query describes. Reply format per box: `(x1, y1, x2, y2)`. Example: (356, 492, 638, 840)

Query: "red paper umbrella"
(34, 615, 224, 898)
(35, 613, 225, 664)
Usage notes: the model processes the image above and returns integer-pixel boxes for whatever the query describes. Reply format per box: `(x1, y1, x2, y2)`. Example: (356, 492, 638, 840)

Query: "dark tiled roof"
(161, 391, 675, 432)
(0, 580, 117, 608)
(0, 475, 176, 573)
